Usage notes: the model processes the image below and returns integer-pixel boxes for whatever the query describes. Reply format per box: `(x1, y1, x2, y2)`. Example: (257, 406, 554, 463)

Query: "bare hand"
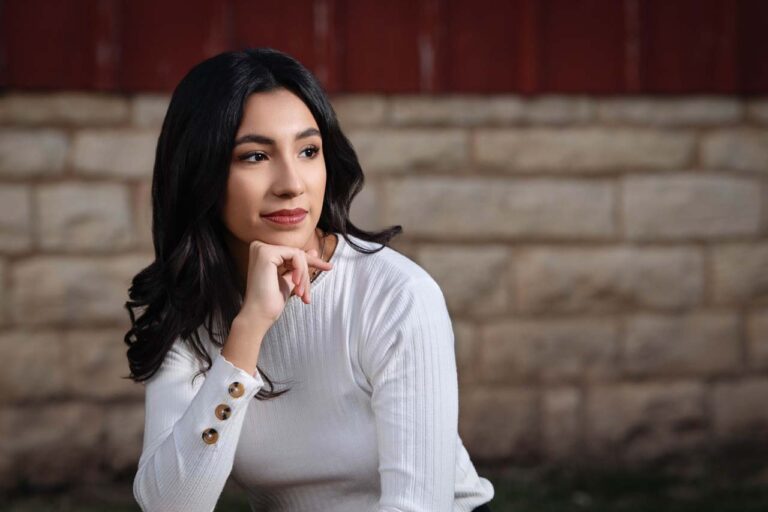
(238, 238, 334, 326)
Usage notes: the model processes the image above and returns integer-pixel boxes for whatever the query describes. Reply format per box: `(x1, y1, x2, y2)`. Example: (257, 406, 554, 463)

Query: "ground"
(3, 442, 768, 511)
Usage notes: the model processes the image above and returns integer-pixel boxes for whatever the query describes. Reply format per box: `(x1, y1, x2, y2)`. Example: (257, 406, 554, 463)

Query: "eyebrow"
(234, 127, 321, 147)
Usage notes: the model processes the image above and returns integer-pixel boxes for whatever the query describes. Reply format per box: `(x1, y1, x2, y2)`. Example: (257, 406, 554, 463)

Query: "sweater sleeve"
(361, 277, 459, 512)
(133, 336, 265, 512)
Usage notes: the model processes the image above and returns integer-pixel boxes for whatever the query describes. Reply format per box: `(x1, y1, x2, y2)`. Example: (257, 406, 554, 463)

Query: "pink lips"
(261, 209, 307, 225)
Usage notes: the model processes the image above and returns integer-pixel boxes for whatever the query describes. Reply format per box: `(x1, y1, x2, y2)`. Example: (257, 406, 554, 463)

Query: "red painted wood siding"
(1, 0, 765, 94)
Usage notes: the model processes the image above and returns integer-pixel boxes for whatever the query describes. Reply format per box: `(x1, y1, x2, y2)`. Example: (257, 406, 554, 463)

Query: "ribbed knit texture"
(133, 233, 495, 512)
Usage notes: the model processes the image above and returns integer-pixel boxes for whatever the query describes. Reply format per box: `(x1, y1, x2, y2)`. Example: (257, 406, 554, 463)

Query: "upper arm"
(361, 278, 459, 511)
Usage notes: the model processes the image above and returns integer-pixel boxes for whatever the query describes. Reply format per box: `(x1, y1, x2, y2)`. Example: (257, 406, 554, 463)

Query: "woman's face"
(222, 87, 326, 250)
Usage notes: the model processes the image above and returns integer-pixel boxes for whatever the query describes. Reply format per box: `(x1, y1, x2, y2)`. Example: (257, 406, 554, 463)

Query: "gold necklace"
(309, 230, 327, 284)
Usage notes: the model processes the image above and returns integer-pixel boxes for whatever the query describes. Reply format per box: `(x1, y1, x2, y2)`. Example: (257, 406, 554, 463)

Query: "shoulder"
(341, 234, 448, 341)
(348, 237, 455, 381)
(342, 233, 442, 298)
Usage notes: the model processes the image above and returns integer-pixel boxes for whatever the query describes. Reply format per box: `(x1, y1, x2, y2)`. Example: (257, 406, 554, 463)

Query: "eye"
(239, 145, 320, 164)
(301, 145, 321, 158)
(241, 152, 268, 163)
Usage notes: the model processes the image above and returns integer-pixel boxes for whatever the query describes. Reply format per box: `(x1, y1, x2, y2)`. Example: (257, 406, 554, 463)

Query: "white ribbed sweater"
(133, 233, 495, 512)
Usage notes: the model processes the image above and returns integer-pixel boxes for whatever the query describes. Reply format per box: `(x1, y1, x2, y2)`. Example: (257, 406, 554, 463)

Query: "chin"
(253, 225, 314, 248)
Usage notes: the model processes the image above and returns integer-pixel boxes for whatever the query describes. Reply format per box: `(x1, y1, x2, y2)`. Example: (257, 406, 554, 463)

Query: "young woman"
(125, 47, 495, 512)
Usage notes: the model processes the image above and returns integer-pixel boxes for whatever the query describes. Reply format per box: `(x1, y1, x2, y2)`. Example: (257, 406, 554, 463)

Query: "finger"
(297, 267, 305, 297)
(307, 253, 333, 270)
(304, 250, 316, 300)
(271, 246, 305, 299)
(284, 260, 301, 297)
(293, 267, 302, 296)
(306, 265, 312, 303)
(302, 253, 311, 303)
(291, 249, 308, 300)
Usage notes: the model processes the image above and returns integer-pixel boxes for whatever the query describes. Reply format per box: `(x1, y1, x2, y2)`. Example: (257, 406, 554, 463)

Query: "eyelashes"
(239, 145, 321, 164)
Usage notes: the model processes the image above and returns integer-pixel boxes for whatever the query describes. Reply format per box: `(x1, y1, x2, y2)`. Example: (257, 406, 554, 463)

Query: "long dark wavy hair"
(123, 47, 402, 399)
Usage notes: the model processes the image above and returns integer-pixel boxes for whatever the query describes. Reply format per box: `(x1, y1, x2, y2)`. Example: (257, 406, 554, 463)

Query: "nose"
(271, 153, 305, 197)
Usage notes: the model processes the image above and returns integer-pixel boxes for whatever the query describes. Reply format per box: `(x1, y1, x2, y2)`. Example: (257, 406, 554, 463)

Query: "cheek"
(222, 173, 266, 228)
(311, 165, 327, 208)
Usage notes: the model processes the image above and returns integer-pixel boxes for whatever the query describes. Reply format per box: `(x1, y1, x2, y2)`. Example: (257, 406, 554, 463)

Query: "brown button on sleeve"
(215, 403, 232, 420)
(201, 427, 219, 445)
(228, 381, 245, 398)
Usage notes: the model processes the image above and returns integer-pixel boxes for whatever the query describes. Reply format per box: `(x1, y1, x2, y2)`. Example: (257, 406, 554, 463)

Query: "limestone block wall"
(0, 92, 766, 488)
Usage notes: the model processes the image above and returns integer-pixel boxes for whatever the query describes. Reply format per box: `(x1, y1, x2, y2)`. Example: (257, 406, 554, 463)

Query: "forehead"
(237, 88, 317, 133)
